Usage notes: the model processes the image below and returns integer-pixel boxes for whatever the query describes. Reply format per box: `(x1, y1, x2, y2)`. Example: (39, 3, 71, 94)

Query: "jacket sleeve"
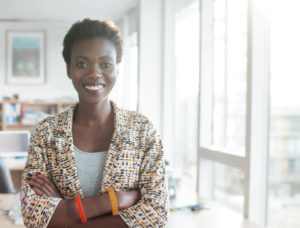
(20, 125, 62, 228)
(119, 124, 169, 227)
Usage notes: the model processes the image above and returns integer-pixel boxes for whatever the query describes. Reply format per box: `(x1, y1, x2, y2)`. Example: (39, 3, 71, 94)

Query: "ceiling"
(0, 0, 137, 22)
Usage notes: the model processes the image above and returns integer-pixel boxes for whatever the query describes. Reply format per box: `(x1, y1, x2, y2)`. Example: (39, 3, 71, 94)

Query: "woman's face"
(67, 38, 118, 104)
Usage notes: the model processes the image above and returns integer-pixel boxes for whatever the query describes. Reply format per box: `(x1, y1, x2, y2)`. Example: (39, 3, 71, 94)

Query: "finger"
(36, 175, 62, 198)
(26, 178, 44, 191)
(37, 174, 57, 189)
(26, 178, 53, 196)
(34, 175, 57, 195)
(26, 179, 47, 196)
(34, 183, 53, 197)
(25, 179, 37, 190)
(31, 175, 53, 192)
(27, 177, 44, 189)
(32, 187, 47, 197)
(27, 176, 60, 198)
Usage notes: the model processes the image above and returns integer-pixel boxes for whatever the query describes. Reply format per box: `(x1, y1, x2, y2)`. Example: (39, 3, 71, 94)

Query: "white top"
(73, 145, 108, 197)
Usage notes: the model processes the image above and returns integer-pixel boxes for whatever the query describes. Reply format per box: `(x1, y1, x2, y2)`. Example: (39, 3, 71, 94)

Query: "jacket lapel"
(100, 101, 130, 193)
(54, 105, 84, 198)
(54, 101, 130, 197)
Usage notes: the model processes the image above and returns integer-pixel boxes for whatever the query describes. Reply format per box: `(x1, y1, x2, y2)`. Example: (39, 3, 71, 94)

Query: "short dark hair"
(62, 18, 123, 64)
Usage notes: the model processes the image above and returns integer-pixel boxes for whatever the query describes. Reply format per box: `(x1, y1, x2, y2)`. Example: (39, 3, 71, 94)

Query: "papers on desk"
(8, 201, 23, 225)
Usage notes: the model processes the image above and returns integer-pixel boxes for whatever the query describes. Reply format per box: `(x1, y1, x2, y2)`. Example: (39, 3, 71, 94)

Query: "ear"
(66, 64, 71, 79)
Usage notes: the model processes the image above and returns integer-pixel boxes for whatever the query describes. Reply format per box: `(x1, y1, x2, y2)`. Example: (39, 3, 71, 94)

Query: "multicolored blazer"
(20, 101, 169, 227)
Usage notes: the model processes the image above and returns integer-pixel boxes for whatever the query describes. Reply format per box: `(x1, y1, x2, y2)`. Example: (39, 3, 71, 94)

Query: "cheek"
(110, 74, 117, 88)
(106, 69, 117, 85)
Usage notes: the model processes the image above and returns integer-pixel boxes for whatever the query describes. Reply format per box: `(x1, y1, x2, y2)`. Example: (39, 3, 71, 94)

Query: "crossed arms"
(26, 173, 140, 227)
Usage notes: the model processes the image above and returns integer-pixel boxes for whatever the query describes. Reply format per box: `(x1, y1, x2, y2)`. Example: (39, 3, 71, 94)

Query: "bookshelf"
(0, 100, 75, 131)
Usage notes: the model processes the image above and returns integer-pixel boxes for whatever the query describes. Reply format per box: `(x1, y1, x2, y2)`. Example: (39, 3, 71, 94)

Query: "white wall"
(0, 21, 77, 101)
(0, 0, 137, 22)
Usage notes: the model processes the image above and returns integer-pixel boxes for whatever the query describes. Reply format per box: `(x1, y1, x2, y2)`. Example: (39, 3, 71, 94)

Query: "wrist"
(115, 191, 124, 210)
(99, 193, 113, 214)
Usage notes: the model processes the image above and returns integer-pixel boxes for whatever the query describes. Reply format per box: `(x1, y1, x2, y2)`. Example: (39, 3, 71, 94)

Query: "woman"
(21, 18, 169, 228)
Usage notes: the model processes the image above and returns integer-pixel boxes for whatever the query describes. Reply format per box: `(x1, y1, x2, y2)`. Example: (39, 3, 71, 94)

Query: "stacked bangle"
(74, 195, 87, 223)
(107, 188, 119, 216)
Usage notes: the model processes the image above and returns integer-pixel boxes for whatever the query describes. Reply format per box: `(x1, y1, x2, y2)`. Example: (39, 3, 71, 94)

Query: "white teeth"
(84, 84, 104, 90)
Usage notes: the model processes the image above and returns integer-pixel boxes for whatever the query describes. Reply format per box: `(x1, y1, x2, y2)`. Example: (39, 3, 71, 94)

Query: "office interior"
(0, 0, 298, 227)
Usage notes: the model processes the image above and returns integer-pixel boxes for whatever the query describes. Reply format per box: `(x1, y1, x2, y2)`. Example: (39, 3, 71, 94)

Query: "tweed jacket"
(20, 101, 169, 227)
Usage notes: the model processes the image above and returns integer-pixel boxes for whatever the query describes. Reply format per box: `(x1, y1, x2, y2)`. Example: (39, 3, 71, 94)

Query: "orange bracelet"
(74, 195, 87, 223)
(107, 188, 119, 216)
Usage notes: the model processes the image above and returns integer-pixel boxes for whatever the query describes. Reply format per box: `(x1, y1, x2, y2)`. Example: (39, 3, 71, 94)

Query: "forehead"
(70, 38, 117, 60)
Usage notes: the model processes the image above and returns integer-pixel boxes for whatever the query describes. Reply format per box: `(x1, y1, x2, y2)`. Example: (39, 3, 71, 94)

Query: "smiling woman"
(67, 38, 118, 106)
(20, 18, 169, 228)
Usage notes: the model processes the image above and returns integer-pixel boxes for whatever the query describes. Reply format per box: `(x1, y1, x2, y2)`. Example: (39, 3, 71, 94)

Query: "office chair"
(0, 157, 15, 193)
(0, 131, 29, 193)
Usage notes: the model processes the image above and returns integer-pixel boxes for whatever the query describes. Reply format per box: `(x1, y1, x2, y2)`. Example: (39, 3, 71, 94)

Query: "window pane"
(200, 159, 244, 213)
(213, 162, 244, 212)
(128, 32, 138, 110)
(201, 0, 247, 155)
(111, 18, 138, 110)
(268, 0, 300, 227)
(173, 0, 199, 192)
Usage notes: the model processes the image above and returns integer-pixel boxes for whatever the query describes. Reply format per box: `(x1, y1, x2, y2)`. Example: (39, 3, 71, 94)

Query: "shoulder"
(33, 106, 73, 135)
(116, 106, 161, 148)
(117, 106, 155, 131)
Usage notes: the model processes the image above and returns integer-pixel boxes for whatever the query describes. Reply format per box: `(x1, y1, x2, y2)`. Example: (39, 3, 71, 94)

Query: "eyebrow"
(75, 56, 113, 60)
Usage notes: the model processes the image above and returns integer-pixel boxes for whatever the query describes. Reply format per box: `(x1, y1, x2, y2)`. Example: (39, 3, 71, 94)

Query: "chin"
(79, 94, 108, 105)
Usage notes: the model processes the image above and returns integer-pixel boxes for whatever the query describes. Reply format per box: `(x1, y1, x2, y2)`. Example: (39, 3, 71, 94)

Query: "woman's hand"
(115, 190, 141, 210)
(26, 173, 62, 198)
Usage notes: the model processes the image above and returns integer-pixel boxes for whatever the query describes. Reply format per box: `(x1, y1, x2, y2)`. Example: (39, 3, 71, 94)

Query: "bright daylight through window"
(268, 0, 300, 227)
(173, 0, 199, 193)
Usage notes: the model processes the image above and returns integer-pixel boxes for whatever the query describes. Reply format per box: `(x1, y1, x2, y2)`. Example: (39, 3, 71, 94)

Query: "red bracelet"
(74, 195, 87, 223)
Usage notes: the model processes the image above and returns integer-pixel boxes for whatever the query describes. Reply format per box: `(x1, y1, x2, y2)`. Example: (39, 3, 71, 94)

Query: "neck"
(74, 98, 112, 127)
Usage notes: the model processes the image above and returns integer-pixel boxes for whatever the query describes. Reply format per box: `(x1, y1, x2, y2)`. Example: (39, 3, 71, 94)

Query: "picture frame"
(6, 30, 46, 84)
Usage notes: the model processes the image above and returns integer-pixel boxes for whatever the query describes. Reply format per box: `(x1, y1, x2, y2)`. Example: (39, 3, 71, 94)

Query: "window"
(128, 31, 138, 111)
(268, 0, 300, 227)
(173, 0, 199, 191)
(163, 0, 299, 225)
(198, 0, 248, 212)
(112, 9, 138, 111)
(162, 0, 200, 202)
(200, 0, 248, 155)
(212, 161, 244, 212)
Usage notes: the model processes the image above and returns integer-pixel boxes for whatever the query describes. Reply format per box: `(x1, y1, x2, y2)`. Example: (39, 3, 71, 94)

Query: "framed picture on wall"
(6, 30, 46, 84)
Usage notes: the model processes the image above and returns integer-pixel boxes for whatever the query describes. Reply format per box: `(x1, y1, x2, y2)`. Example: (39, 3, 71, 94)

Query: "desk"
(0, 194, 262, 228)
(0, 194, 24, 228)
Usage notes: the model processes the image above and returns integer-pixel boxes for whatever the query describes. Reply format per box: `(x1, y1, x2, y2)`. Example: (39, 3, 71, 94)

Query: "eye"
(101, 63, 113, 69)
(76, 62, 87, 68)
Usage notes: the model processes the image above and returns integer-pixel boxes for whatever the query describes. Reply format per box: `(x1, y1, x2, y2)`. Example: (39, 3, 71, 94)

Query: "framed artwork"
(6, 30, 45, 84)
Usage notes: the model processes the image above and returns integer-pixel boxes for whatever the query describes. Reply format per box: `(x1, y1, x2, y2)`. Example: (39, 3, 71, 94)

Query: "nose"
(89, 63, 103, 78)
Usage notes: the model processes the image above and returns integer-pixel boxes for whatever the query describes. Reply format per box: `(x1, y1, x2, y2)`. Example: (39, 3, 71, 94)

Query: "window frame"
(196, 0, 270, 226)
(162, 0, 270, 226)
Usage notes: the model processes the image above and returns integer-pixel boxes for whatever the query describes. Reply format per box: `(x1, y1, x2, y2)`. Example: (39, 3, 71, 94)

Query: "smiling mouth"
(83, 84, 105, 91)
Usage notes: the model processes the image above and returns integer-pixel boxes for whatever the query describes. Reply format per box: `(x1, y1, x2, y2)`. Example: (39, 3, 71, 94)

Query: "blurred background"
(0, 0, 299, 227)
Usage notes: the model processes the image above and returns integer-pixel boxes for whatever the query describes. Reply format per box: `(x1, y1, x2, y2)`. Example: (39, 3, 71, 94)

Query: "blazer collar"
(54, 100, 131, 197)
(57, 100, 130, 143)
